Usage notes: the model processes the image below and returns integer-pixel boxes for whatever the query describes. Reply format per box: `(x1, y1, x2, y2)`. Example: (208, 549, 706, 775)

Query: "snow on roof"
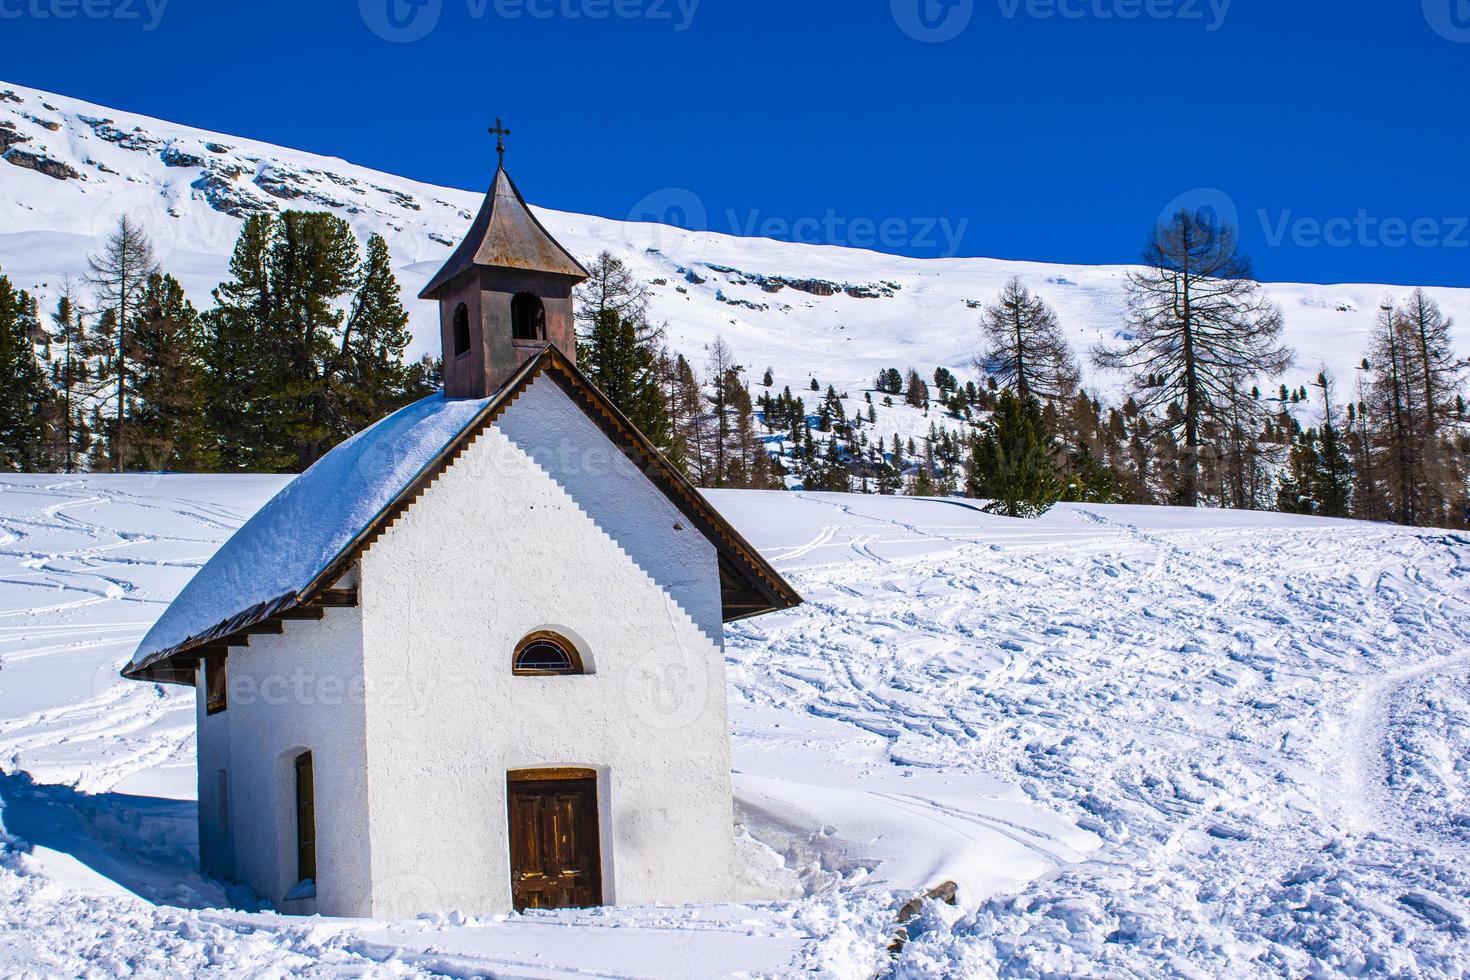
(129, 392, 492, 670)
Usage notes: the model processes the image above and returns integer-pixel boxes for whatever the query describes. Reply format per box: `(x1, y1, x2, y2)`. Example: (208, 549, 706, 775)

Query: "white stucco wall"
(357, 375, 737, 918)
(195, 600, 374, 917)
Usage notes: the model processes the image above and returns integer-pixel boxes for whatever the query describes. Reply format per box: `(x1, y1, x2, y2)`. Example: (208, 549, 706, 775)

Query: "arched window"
(511, 292, 546, 342)
(452, 303, 472, 357)
(294, 751, 316, 885)
(513, 631, 584, 676)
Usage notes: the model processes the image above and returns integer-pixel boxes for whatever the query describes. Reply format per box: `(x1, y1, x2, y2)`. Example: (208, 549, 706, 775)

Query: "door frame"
(506, 767, 607, 910)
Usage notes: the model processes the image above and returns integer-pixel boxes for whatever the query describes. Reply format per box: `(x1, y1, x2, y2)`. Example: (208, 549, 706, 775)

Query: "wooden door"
(507, 773, 602, 912)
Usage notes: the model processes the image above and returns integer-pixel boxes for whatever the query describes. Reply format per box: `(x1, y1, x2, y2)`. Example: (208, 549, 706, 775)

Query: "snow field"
(0, 479, 1467, 976)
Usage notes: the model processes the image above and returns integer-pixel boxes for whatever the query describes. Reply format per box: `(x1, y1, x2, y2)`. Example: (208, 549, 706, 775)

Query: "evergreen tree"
(580, 307, 670, 449)
(47, 288, 94, 472)
(127, 273, 212, 471)
(1309, 370, 1354, 518)
(0, 270, 52, 470)
(967, 389, 1063, 518)
(329, 233, 428, 444)
(202, 212, 425, 472)
(904, 369, 930, 409)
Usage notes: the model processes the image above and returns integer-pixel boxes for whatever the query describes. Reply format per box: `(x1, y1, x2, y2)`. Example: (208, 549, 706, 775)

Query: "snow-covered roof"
(127, 391, 495, 675)
(124, 347, 801, 684)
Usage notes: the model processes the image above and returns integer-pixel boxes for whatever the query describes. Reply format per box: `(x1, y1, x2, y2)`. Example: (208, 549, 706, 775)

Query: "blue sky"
(3, 0, 1468, 286)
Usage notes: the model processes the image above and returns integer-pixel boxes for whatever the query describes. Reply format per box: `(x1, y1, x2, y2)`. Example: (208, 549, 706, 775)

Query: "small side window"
(206, 657, 228, 715)
(295, 751, 317, 886)
(452, 303, 472, 357)
(513, 632, 585, 676)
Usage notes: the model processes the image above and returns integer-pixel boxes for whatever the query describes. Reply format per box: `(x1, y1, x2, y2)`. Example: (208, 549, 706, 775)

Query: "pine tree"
(968, 390, 1063, 518)
(202, 215, 275, 471)
(127, 273, 212, 471)
(0, 271, 53, 471)
(329, 233, 427, 446)
(47, 288, 94, 472)
(200, 213, 428, 472)
(1309, 370, 1354, 518)
(904, 370, 929, 409)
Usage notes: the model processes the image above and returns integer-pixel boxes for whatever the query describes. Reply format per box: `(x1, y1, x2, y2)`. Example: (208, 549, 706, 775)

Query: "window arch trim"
(512, 630, 586, 676)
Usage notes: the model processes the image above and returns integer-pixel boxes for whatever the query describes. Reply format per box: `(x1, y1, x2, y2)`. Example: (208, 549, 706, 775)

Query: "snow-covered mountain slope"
(1, 477, 1467, 976)
(3, 78, 1469, 406)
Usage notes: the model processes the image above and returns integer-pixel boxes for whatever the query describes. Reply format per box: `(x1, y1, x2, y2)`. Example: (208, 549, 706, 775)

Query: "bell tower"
(420, 124, 588, 398)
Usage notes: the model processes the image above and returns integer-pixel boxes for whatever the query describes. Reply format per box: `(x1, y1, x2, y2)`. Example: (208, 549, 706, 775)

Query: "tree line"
(3, 211, 1467, 529)
(765, 210, 1468, 527)
(1, 213, 436, 474)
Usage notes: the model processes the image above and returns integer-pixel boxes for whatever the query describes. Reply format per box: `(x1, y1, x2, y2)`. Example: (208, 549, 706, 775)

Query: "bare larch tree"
(977, 277, 1080, 402)
(1094, 210, 1291, 507)
(87, 216, 157, 472)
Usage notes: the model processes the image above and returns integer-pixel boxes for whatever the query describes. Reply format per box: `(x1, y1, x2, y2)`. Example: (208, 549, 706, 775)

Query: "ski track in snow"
(0, 479, 1468, 977)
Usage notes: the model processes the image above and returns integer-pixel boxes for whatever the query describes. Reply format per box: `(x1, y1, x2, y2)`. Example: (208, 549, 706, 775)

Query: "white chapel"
(123, 152, 802, 918)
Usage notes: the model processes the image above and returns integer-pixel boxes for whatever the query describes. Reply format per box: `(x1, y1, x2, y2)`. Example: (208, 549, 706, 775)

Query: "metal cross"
(489, 118, 512, 166)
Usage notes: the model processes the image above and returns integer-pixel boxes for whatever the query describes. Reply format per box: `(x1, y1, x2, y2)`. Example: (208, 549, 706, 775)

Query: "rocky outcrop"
(161, 145, 206, 168)
(4, 147, 83, 181)
(81, 116, 166, 153)
(0, 91, 20, 104)
(191, 172, 276, 218)
(0, 123, 29, 152)
(256, 172, 350, 211)
(701, 263, 899, 299)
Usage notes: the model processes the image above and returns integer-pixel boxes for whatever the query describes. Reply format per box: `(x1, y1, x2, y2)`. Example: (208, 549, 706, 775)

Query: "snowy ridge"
(2, 478, 1469, 975)
(3, 78, 1470, 413)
